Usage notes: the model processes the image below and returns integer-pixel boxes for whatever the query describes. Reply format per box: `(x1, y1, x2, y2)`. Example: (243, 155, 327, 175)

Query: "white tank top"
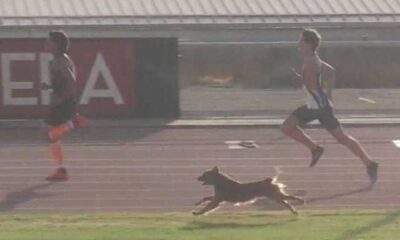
(303, 62, 331, 110)
(303, 86, 320, 109)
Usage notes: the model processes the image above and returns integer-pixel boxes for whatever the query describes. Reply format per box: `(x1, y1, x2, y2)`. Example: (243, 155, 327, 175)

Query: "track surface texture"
(0, 126, 398, 213)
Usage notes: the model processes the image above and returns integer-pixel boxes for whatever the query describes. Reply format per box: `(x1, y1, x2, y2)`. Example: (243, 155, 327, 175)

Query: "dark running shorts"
(45, 100, 77, 127)
(292, 105, 340, 130)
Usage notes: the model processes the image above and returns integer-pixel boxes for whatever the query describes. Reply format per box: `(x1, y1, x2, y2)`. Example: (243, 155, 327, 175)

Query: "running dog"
(193, 167, 304, 215)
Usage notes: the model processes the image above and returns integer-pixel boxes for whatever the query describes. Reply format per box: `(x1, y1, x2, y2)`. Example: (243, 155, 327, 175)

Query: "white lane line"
(1, 157, 399, 163)
(1, 180, 400, 185)
(10, 204, 400, 211)
(2, 165, 400, 170)
(9, 196, 400, 202)
(1, 163, 400, 168)
(1, 172, 400, 178)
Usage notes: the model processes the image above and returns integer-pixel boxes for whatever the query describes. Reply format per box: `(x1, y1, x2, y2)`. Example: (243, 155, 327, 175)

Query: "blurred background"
(0, 0, 399, 119)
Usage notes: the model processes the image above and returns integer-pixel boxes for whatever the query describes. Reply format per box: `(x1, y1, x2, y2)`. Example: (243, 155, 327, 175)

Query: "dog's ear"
(212, 166, 219, 172)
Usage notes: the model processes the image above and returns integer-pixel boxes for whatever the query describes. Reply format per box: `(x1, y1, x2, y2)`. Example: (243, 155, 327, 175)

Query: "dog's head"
(197, 166, 220, 185)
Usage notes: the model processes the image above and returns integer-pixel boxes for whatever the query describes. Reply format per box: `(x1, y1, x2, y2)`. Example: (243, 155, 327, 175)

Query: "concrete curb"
(163, 118, 400, 128)
(1, 117, 400, 129)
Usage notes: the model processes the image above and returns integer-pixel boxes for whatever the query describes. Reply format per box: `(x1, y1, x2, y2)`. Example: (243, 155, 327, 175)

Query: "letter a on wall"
(80, 53, 124, 105)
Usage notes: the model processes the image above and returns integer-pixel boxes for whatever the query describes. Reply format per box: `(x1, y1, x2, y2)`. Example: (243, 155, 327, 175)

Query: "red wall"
(0, 39, 136, 118)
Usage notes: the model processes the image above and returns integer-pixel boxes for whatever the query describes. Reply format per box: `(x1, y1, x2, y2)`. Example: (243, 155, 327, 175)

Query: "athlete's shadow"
(0, 183, 56, 212)
(306, 184, 373, 204)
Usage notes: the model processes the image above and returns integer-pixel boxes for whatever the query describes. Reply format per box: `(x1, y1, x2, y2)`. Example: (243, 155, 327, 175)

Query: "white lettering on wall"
(0, 52, 125, 106)
(80, 53, 124, 105)
(2, 53, 37, 105)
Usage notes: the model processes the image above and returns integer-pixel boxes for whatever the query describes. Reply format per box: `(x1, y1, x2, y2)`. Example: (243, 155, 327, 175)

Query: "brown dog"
(193, 167, 304, 215)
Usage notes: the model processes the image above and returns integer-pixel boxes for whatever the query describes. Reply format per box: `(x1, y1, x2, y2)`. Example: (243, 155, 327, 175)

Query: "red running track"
(0, 126, 398, 213)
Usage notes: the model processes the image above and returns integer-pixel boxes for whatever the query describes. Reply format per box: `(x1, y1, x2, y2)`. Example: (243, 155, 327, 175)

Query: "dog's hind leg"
(193, 200, 221, 216)
(278, 200, 298, 215)
(195, 196, 214, 206)
(282, 194, 305, 205)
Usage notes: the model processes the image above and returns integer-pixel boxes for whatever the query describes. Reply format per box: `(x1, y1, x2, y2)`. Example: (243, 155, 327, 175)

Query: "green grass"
(0, 210, 399, 240)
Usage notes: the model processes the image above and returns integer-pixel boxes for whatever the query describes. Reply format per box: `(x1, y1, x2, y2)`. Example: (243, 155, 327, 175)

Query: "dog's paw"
(192, 211, 203, 216)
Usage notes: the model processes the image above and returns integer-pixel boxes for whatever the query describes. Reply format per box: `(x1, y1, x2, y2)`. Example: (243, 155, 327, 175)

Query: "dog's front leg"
(195, 196, 214, 206)
(193, 200, 221, 216)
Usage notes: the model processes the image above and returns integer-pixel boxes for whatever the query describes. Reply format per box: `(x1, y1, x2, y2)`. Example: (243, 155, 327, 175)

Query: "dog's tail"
(273, 166, 283, 181)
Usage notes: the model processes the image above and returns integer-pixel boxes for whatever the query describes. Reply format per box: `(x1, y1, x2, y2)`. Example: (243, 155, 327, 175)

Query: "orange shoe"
(46, 167, 69, 182)
(73, 114, 89, 129)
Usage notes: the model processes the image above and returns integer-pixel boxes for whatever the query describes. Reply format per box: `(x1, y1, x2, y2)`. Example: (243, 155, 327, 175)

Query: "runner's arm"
(55, 58, 76, 101)
(50, 59, 76, 106)
(321, 61, 335, 100)
(302, 62, 319, 90)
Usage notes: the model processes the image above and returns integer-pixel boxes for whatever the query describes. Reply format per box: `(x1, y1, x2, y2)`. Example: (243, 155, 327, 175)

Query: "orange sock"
(48, 122, 74, 142)
(50, 141, 64, 166)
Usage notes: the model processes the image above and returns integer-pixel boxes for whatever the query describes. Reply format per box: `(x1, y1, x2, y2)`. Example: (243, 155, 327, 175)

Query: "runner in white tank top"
(281, 28, 378, 184)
